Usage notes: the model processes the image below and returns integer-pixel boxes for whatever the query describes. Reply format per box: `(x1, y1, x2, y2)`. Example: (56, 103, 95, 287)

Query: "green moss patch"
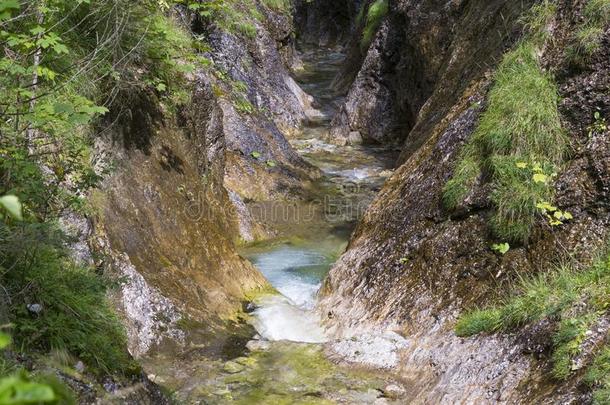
(361, 0, 389, 48)
(217, 342, 385, 404)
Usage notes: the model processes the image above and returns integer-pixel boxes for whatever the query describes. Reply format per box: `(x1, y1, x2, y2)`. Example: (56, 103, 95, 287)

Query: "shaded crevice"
(293, 0, 360, 47)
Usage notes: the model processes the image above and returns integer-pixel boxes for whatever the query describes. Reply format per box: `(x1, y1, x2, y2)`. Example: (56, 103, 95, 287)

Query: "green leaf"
(0, 195, 22, 220)
(266, 160, 276, 167)
(536, 201, 557, 212)
(0, 377, 55, 404)
(0, 333, 10, 349)
(516, 162, 528, 169)
(53, 103, 74, 115)
(563, 212, 573, 220)
(29, 26, 45, 36)
(399, 257, 409, 264)
(0, 0, 20, 13)
(250, 151, 261, 159)
(492, 243, 510, 255)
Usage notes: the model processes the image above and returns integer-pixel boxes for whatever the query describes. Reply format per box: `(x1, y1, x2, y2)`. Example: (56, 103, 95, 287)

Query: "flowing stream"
(143, 47, 401, 404)
(242, 47, 397, 345)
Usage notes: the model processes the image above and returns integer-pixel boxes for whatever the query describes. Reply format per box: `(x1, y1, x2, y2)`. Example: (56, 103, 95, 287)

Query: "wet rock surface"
(319, 0, 610, 403)
(144, 341, 403, 404)
(93, 78, 269, 357)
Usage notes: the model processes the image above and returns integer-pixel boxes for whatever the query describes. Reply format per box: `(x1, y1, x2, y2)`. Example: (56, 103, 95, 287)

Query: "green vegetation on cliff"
(0, 0, 201, 396)
(450, 2, 610, 400)
(443, 1, 566, 243)
(456, 242, 610, 401)
(1, 0, 284, 397)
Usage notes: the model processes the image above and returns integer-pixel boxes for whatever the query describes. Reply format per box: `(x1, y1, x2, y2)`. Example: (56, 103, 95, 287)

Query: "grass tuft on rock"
(361, 0, 389, 48)
(571, 0, 610, 58)
(519, 0, 557, 43)
(261, 0, 290, 13)
(586, 347, 610, 404)
(1, 222, 135, 376)
(443, 39, 566, 242)
(456, 243, 610, 391)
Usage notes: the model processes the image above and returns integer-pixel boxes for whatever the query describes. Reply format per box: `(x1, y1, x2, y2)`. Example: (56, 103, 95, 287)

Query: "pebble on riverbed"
(246, 339, 271, 351)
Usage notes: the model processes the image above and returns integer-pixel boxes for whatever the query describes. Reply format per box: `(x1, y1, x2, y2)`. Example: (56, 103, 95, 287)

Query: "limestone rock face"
(88, 3, 332, 356)
(319, 0, 610, 402)
(203, 11, 323, 241)
(88, 4, 326, 354)
(93, 80, 269, 356)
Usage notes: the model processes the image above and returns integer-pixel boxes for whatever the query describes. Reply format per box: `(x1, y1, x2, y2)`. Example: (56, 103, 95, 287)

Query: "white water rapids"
(248, 246, 329, 343)
(242, 48, 398, 346)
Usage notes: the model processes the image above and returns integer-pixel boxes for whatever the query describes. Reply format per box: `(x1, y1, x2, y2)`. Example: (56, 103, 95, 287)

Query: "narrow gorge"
(0, 0, 609, 404)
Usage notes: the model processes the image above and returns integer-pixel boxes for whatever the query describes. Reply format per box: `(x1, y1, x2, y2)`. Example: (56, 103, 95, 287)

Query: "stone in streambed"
(382, 383, 407, 399)
(347, 131, 363, 145)
(223, 361, 245, 374)
(246, 339, 271, 351)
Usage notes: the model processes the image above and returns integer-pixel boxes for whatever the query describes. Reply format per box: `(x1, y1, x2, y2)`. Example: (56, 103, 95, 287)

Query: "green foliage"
(235, 97, 256, 114)
(361, 0, 388, 48)
(491, 243, 510, 255)
(443, 39, 566, 242)
(455, 308, 502, 336)
(32, 374, 76, 405)
(456, 243, 610, 387)
(0, 0, 208, 390)
(0, 333, 10, 349)
(179, 0, 264, 38)
(1, 220, 133, 375)
(0, 374, 55, 404)
(519, 0, 557, 44)
(536, 200, 573, 226)
(589, 111, 608, 138)
(586, 347, 610, 404)
(261, 0, 290, 13)
(0, 196, 22, 221)
(0, 332, 74, 405)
